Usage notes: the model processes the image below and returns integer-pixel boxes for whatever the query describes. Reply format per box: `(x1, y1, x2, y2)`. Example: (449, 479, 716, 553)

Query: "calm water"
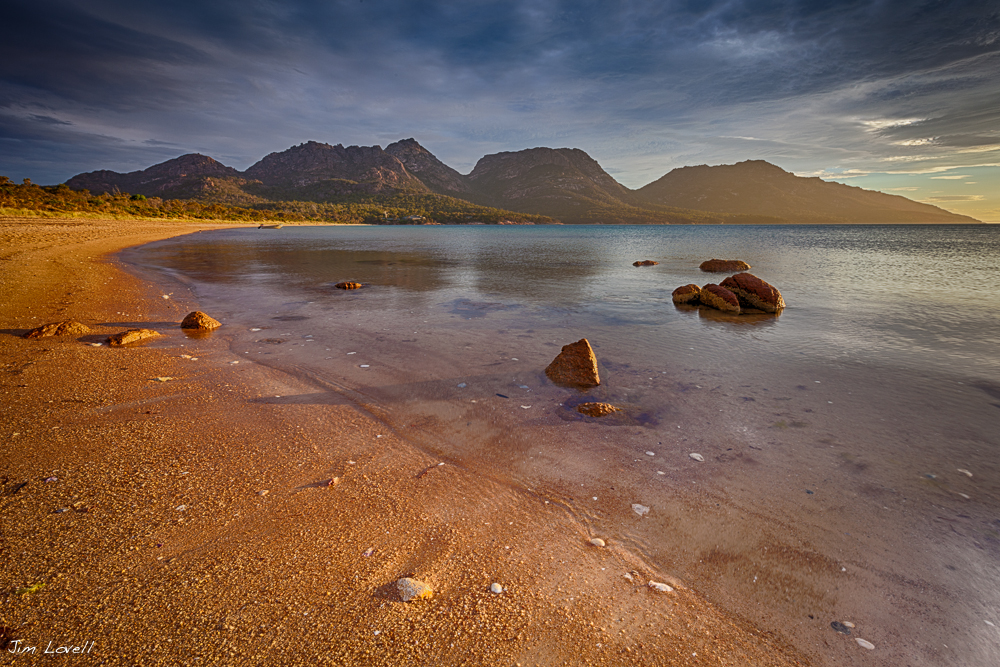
(128, 224, 1000, 666)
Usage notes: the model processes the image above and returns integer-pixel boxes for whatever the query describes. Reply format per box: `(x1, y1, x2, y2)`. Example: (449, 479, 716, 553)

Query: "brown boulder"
(699, 284, 741, 313)
(671, 284, 701, 305)
(107, 329, 162, 347)
(632, 260, 659, 267)
(545, 338, 600, 388)
(180, 311, 221, 330)
(577, 402, 621, 417)
(720, 273, 785, 313)
(22, 320, 92, 339)
(334, 281, 364, 290)
(700, 259, 751, 272)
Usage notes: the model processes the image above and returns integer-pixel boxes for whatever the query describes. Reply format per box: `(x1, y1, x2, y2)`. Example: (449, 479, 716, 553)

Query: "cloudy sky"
(2, 0, 998, 220)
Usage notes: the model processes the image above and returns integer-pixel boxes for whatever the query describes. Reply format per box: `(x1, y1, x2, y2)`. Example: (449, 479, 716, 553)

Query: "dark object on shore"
(180, 311, 221, 330)
(334, 281, 364, 290)
(22, 320, 92, 339)
(258, 224, 284, 229)
(496, 393, 509, 398)
(633, 260, 659, 266)
(700, 259, 751, 272)
(545, 338, 601, 388)
(721, 273, 785, 313)
(577, 402, 621, 417)
(671, 284, 701, 305)
(699, 284, 741, 313)
(831, 621, 851, 635)
(107, 329, 162, 346)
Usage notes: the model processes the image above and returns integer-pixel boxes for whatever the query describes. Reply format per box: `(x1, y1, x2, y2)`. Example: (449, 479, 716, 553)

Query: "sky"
(2, 0, 998, 221)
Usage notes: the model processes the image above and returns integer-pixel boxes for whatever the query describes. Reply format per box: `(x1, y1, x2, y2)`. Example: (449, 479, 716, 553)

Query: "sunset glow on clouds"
(2, 0, 998, 219)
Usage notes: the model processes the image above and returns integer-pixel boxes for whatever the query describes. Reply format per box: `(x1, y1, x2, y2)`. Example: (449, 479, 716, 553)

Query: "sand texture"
(0, 217, 812, 665)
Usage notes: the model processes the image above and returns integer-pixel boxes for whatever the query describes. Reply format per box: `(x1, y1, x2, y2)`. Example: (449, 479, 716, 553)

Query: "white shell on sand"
(689, 453, 705, 462)
(590, 538, 606, 547)
(842, 621, 855, 628)
(855, 638, 875, 650)
(957, 468, 973, 477)
(645, 451, 655, 456)
(632, 503, 650, 517)
(648, 581, 674, 593)
(490, 583, 503, 594)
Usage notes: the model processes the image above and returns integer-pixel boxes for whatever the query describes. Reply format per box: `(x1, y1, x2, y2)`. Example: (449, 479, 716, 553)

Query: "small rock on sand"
(831, 621, 851, 634)
(632, 503, 650, 517)
(645, 451, 655, 456)
(335, 281, 364, 290)
(855, 638, 875, 650)
(689, 453, 705, 462)
(107, 329, 162, 346)
(590, 538, 606, 548)
(397, 577, 433, 602)
(490, 583, 503, 594)
(648, 581, 674, 593)
(181, 311, 221, 330)
(23, 320, 92, 339)
(577, 402, 620, 417)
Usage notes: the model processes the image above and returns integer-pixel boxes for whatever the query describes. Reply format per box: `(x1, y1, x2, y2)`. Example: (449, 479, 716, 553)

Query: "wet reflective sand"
(126, 224, 1000, 666)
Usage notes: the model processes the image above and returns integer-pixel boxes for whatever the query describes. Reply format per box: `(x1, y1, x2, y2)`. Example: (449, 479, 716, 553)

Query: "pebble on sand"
(957, 468, 973, 477)
(632, 503, 650, 517)
(855, 638, 875, 650)
(490, 583, 503, 594)
(689, 453, 705, 462)
(396, 578, 433, 602)
(645, 451, 655, 456)
(648, 581, 674, 593)
(590, 538, 606, 548)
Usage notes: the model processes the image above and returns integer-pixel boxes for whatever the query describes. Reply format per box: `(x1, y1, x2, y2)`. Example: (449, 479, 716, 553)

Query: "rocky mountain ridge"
(65, 140, 979, 224)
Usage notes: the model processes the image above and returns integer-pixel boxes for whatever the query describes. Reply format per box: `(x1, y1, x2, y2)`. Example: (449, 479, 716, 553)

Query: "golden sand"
(0, 217, 805, 665)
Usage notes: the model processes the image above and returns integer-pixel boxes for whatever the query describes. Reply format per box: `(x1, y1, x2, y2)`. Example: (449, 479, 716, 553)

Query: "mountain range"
(65, 139, 978, 224)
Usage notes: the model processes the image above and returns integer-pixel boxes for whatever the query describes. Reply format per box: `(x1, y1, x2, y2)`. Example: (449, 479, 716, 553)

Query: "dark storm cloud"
(1, 0, 998, 189)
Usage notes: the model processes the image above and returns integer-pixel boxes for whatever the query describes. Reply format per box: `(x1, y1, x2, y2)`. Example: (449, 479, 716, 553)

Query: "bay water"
(127, 224, 1000, 665)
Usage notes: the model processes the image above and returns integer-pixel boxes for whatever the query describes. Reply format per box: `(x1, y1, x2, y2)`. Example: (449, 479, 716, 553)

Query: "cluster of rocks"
(21, 311, 223, 346)
(673, 261, 785, 315)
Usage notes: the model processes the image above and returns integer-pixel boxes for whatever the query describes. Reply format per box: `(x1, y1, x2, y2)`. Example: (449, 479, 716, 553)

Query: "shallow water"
(127, 224, 1000, 666)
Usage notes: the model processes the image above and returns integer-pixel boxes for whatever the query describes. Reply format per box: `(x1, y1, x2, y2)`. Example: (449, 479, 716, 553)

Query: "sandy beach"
(0, 217, 808, 664)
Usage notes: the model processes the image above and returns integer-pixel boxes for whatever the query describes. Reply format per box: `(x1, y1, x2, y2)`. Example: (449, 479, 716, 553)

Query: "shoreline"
(1, 217, 807, 664)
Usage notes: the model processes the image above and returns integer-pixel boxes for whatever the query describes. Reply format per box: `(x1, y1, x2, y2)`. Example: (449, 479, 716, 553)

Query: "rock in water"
(180, 311, 221, 330)
(632, 260, 659, 266)
(22, 320, 92, 339)
(699, 284, 741, 313)
(396, 577, 433, 602)
(335, 281, 364, 290)
(700, 259, 751, 272)
(671, 284, 701, 305)
(545, 339, 600, 388)
(720, 273, 785, 313)
(577, 402, 620, 417)
(107, 329, 162, 346)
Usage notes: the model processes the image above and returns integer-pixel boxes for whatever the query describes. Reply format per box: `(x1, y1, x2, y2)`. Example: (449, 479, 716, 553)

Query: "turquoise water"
(129, 224, 1000, 666)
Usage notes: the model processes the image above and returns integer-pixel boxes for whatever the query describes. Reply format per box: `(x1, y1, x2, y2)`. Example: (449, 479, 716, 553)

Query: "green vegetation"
(0, 176, 555, 224)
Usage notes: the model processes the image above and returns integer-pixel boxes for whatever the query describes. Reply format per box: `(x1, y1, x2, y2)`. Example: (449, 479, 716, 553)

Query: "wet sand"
(1, 217, 806, 664)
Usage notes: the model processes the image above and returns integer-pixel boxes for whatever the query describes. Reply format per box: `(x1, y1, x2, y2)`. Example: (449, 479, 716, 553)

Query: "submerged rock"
(699, 284, 741, 313)
(334, 281, 364, 290)
(671, 284, 701, 305)
(721, 273, 785, 313)
(23, 320, 92, 339)
(396, 577, 433, 602)
(545, 338, 600, 388)
(700, 259, 751, 272)
(577, 402, 620, 417)
(180, 311, 221, 330)
(632, 260, 659, 266)
(107, 329, 162, 346)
